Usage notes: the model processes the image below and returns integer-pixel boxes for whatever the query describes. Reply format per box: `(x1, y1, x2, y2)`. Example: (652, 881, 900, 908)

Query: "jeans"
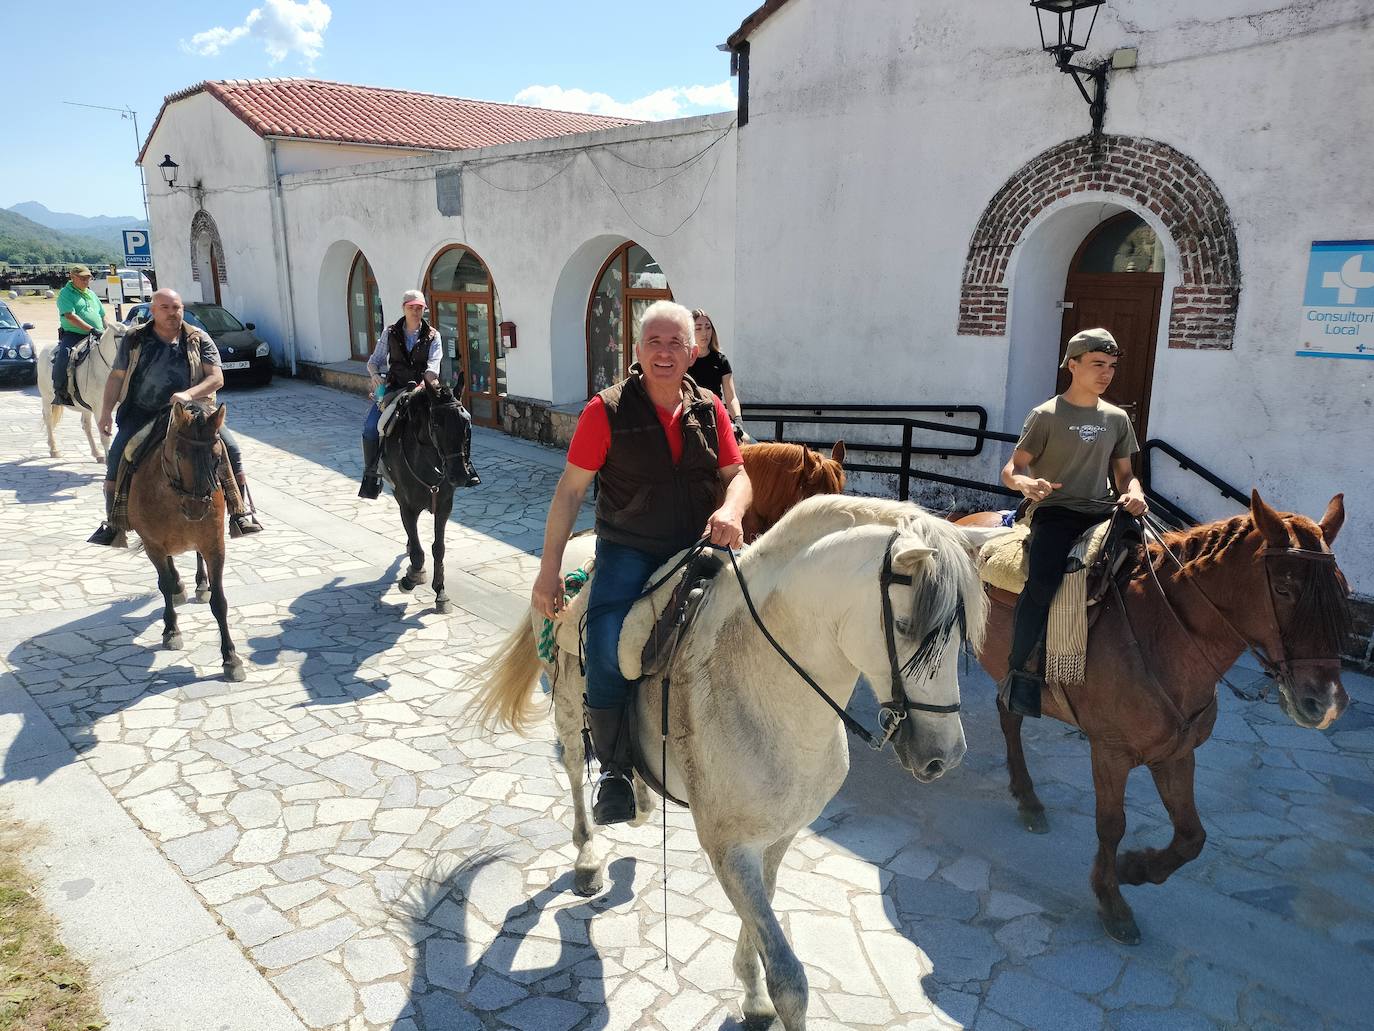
(106, 413, 244, 483)
(584, 537, 671, 709)
(1007, 505, 1103, 672)
(53, 330, 89, 396)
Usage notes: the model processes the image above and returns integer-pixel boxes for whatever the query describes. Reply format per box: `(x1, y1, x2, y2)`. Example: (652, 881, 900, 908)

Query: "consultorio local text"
(1307, 309, 1374, 336)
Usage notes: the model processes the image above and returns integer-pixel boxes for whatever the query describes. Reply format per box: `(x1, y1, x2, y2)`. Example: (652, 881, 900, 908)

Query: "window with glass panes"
(585, 242, 672, 396)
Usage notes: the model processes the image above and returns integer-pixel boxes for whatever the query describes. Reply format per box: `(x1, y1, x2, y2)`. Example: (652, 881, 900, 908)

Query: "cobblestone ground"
(1, 378, 1372, 1031)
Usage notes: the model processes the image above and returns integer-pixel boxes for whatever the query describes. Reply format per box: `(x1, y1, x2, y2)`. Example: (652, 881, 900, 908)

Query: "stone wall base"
(502, 395, 581, 449)
(297, 359, 371, 398)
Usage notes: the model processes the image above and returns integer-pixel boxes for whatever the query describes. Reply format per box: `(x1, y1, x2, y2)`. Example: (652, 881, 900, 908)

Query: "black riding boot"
(230, 475, 264, 536)
(461, 437, 481, 488)
(88, 483, 120, 547)
(358, 436, 382, 499)
(52, 341, 73, 406)
(586, 706, 635, 825)
(998, 669, 1043, 719)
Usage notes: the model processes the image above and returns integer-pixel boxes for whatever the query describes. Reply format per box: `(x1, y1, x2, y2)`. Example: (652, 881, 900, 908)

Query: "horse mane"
(742, 442, 846, 525)
(741, 494, 987, 654)
(1146, 508, 1352, 649)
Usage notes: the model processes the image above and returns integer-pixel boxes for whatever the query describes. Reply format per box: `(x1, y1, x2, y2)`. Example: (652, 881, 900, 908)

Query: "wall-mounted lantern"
(158, 154, 203, 196)
(1030, 0, 1109, 136)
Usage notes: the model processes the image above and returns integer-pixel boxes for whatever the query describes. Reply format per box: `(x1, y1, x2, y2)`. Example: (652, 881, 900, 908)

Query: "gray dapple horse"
(471, 495, 988, 1029)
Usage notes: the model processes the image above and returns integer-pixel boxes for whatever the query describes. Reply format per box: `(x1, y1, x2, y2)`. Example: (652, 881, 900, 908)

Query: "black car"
(123, 301, 273, 386)
(0, 301, 37, 385)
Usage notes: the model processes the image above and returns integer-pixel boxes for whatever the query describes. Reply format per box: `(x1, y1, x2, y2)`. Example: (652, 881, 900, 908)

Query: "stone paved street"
(1, 377, 1372, 1030)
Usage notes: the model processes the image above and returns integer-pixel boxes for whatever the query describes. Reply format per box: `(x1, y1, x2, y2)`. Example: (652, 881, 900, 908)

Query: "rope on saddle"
(537, 568, 589, 662)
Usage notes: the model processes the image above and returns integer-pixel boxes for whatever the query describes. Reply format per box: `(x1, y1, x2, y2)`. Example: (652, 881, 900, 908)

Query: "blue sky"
(2, 0, 755, 220)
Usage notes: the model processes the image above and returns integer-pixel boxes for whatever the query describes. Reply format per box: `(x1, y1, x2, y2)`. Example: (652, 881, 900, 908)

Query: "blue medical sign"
(1297, 240, 1374, 359)
(123, 229, 153, 268)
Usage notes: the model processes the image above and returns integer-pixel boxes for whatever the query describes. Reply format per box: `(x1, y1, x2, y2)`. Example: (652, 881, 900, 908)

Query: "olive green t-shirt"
(1016, 396, 1138, 516)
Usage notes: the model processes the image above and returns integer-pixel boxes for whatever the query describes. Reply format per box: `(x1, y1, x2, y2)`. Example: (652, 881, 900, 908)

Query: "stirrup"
(87, 522, 126, 548)
(230, 513, 263, 538)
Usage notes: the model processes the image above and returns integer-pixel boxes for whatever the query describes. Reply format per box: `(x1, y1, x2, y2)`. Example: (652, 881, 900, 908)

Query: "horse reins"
(398, 395, 467, 512)
(161, 422, 223, 518)
(1137, 512, 1341, 699)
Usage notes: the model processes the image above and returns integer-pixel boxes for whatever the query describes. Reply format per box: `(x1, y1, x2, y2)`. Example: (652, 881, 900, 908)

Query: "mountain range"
(1, 202, 147, 265)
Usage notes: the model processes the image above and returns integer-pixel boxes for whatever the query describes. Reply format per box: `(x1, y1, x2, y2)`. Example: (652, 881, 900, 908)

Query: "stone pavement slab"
(1, 377, 1372, 1030)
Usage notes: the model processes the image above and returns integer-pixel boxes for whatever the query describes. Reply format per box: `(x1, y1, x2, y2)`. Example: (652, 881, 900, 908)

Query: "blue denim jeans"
(584, 537, 670, 710)
(106, 413, 244, 483)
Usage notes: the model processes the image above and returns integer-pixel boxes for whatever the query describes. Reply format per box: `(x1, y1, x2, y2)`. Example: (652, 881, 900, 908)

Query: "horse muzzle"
(893, 717, 966, 783)
(1276, 668, 1348, 730)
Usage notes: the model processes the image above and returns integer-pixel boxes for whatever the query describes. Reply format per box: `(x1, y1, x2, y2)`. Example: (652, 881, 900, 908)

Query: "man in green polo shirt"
(53, 264, 106, 407)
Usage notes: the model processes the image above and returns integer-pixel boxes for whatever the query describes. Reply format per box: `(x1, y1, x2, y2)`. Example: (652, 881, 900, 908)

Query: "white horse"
(37, 321, 127, 462)
(471, 495, 988, 1030)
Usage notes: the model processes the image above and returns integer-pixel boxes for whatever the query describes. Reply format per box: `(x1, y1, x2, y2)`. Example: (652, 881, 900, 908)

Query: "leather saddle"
(981, 510, 1141, 618)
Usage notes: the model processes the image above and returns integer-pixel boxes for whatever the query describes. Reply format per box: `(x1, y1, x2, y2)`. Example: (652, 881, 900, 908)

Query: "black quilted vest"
(384, 318, 436, 390)
(594, 365, 723, 556)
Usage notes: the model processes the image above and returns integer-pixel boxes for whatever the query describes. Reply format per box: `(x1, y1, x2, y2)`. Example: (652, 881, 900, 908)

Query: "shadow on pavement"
(245, 558, 415, 705)
(2, 596, 199, 784)
(390, 849, 634, 1030)
(0, 457, 101, 505)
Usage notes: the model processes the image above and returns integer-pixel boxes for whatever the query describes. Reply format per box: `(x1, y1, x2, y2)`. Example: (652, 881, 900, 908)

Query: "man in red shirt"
(532, 300, 751, 824)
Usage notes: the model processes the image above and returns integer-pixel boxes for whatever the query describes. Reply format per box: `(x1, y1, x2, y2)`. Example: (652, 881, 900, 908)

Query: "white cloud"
(183, 0, 332, 66)
(513, 82, 737, 121)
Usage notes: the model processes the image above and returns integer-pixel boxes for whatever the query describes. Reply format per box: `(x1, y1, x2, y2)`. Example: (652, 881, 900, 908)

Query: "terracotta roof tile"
(138, 78, 640, 162)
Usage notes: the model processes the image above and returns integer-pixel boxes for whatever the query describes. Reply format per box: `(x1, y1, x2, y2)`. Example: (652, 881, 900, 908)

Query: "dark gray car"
(0, 301, 37, 385)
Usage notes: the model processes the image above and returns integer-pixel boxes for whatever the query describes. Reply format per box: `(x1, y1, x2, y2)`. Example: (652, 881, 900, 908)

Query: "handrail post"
(900, 423, 913, 501)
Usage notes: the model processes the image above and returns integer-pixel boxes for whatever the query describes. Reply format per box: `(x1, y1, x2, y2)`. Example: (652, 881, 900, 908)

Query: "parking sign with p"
(123, 229, 152, 268)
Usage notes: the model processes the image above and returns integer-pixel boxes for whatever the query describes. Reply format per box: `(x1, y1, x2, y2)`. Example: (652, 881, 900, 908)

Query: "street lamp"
(1030, 0, 1109, 136)
(158, 154, 181, 188)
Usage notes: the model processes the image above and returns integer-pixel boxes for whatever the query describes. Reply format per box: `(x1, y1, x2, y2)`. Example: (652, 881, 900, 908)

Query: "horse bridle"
(160, 425, 222, 518)
(725, 530, 961, 752)
(398, 393, 467, 510)
(1140, 515, 1343, 698)
(874, 530, 962, 748)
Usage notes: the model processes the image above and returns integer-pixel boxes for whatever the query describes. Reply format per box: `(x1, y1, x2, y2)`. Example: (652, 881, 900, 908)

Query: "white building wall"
(141, 92, 289, 364)
(735, 0, 1374, 592)
(277, 114, 736, 407)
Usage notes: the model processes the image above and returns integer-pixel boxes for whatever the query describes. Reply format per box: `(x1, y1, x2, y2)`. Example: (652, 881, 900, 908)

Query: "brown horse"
(971, 490, 1350, 943)
(741, 440, 846, 541)
(127, 401, 244, 682)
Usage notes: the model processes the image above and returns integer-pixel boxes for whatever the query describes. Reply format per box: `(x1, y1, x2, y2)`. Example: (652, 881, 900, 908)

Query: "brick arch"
(957, 135, 1239, 350)
(189, 209, 228, 286)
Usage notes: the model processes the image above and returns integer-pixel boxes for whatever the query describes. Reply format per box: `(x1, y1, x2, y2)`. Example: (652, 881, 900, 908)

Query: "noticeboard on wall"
(1297, 240, 1374, 360)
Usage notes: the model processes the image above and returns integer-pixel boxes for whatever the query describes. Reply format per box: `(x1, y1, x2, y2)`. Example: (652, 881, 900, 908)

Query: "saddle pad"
(977, 519, 1111, 595)
(547, 541, 698, 682)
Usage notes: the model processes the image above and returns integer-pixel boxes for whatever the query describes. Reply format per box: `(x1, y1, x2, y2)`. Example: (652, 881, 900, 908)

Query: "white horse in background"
(471, 495, 988, 1030)
(37, 321, 127, 462)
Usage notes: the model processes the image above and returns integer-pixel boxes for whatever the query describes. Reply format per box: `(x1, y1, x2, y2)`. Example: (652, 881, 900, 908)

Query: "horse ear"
(171, 401, 189, 425)
(210, 403, 227, 432)
(891, 539, 935, 573)
(1250, 489, 1290, 547)
(454, 369, 466, 393)
(831, 440, 846, 465)
(1318, 493, 1344, 545)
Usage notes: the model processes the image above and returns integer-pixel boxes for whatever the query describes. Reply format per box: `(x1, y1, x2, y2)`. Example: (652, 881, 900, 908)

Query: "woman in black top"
(689, 308, 746, 441)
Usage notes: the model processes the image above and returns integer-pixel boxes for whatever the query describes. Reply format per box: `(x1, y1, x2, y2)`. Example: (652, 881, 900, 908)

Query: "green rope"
(537, 567, 589, 662)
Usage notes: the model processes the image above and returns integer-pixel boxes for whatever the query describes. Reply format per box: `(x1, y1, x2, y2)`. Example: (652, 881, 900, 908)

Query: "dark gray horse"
(380, 379, 475, 614)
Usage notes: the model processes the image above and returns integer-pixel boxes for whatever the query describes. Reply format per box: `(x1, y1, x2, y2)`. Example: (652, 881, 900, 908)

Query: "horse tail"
(467, 617, 547, 735)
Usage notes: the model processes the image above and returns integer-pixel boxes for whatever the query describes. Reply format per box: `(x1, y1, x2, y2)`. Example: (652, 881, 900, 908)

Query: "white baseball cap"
(401, 289, 426, 308)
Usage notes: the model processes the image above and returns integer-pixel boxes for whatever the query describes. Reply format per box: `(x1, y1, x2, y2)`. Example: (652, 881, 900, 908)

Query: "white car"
(91, 268, 153, 303)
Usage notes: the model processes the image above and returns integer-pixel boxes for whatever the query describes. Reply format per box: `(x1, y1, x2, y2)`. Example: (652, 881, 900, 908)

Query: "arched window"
(1073, 212, 1165, 274)
(424, 246, 505, 427)
(586, 242, 672, 396)
(189, 210, 226, 305)
(347, 251, 383, 362)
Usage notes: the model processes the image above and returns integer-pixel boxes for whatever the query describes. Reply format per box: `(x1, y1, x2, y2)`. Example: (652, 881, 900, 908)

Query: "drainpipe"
(266, 139, 299, 375)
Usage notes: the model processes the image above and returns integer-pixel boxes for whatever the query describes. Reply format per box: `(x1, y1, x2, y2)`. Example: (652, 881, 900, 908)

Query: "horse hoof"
(573, 869, 604, 897)
(1099, 910, 1141, 946)
(195, 589, 210, 604)
(742, 1013, 780, 1031)
(162, 634, 182, 651)
(1020, 807, 1050, 834)
(171, 590, 188, 606)
(398, 577, 415, 593)
(223, 663, 246, 683)
(435, 597, 452, 614)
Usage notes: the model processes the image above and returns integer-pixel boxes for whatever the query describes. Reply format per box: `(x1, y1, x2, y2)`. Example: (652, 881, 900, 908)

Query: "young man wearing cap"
(52, 264, 106, 407)
(358, 289, 479, 498)
(998, 327, 1148, 718)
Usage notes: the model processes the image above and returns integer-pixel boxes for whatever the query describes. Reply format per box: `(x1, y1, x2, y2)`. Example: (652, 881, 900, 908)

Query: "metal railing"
(742, 402, 1018, 502)
(744, 402, 1248, 524)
